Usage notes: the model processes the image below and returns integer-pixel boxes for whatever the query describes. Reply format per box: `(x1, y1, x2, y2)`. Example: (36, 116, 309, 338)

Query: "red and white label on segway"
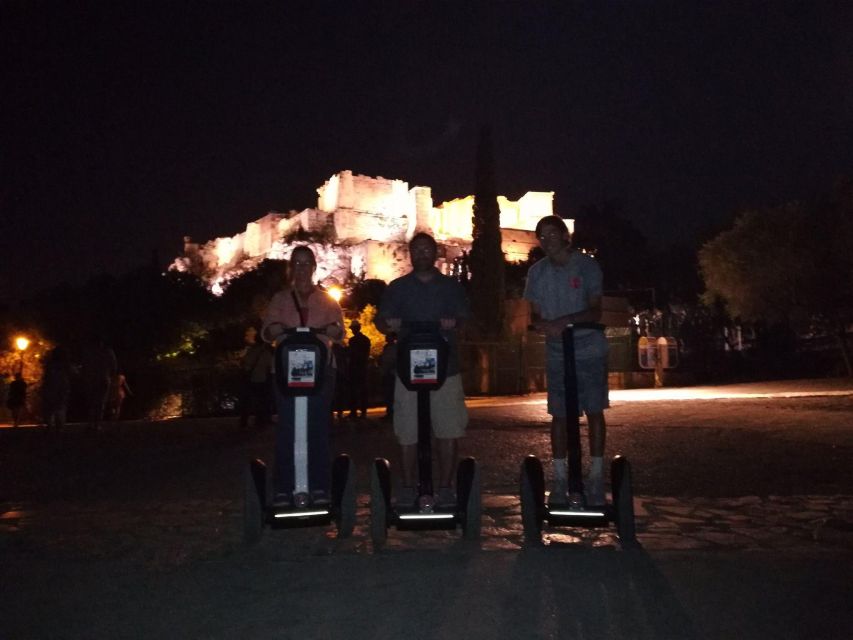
(288, 349, 316, 388)
(410, 348, 438, 384)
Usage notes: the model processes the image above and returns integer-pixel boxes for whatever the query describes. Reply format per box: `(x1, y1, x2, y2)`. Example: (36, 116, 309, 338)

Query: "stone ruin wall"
(173, 170, 561, 293)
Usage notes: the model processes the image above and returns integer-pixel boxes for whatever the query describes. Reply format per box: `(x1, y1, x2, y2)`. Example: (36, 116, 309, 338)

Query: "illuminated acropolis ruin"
(172, 170, 567, 294)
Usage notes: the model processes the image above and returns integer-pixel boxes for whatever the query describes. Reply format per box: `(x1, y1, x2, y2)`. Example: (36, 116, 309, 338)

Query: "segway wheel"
(611, 455, 638, 547)
(370, 458, 390, 547)
(243, 460, 266, 545)
(457, 457, 481, 540)
(332, 454, 357, 538)
(520, 455, 544, 545)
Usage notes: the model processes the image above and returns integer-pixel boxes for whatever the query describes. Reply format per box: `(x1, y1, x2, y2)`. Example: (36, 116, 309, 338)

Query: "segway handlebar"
(400, 320, 444, 332)
(527, 321, 605, 332)
(267, 322, 342, 340)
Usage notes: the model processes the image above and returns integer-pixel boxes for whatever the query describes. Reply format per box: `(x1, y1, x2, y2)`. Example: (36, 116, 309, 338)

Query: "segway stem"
(562, 325, 584, 495)
(416, 388, 433, 498)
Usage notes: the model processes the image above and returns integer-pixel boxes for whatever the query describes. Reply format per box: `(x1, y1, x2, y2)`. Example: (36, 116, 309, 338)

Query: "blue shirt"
(523, 250, 607, 359)
(377, 269, 471, 375)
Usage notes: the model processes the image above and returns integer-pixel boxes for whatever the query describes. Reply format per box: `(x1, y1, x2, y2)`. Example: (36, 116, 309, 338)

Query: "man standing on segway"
(377, 232, 471, 508)
(524, 215, 610, 507)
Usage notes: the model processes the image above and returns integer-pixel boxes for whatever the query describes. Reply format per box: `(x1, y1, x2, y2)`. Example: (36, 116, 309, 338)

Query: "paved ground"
(1, 379, 852, 638)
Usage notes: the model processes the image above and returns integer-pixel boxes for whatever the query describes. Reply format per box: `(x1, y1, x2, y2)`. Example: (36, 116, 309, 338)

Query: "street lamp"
(14, 335, 29, 375)
(327, 285, 343, 303)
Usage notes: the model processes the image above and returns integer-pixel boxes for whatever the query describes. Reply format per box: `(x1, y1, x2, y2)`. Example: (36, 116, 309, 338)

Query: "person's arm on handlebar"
(530, 295, 603, 338)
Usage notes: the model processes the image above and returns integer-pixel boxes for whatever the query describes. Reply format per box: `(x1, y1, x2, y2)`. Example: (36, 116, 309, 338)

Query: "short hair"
(535, 215, 570, 238)
(290, 245, 316, 265)
(408, 232, 437, 252)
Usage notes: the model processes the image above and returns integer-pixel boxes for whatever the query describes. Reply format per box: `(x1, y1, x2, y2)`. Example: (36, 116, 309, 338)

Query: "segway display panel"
(274, 329, 327, 397)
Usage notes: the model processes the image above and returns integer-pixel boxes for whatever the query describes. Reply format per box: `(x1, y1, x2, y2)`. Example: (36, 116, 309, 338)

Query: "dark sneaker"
(396, 486, 417, 508)
(436, 487, 456, 508)
(293, 492, 310, 508)
(568, 492, 585, 511)
(273, 493, 292, 508)
(585, 481, 605, 506)
(311, 490, 330, 506)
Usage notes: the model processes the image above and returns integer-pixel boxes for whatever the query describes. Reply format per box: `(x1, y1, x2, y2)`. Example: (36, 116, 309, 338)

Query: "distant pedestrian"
(0, 372, 10, 421)
(108, 372, 132, 421)
(7, 372, 27, 428)
(239, 326, 272, 430)
(347, 320, 371, 419)
(81, 337, 117, 431)
(378, 332, 397, 419)
(331, 342, 348, 421)
(41, 346, 74, 432)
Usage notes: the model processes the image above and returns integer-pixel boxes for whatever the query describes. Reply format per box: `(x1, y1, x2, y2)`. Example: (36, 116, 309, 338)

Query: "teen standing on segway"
(524, 215, 609, 507)
(261, 245, 345, 507)
(376, 232, 471, 508)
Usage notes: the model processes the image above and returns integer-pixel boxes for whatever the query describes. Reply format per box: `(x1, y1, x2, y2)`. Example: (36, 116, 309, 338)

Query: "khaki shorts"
(393, 374, 468, 446)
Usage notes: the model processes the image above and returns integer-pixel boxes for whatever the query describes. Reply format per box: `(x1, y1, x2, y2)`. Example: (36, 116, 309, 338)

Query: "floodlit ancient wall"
(434, 196, 475, 240)
(174, 170, 566, 293)
(500, 228, 539, 263)
(350, 240, 412, 282)
(498, 192, 555, 231)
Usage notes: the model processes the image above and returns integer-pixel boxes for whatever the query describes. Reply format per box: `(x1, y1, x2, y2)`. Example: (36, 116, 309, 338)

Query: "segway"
(370, 322, 481, 546)
(520, 323, 637, 548)
(244, 326, 356, 544)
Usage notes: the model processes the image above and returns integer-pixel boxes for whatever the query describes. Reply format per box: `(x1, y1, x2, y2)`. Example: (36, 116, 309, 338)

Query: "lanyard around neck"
(291, 290, 309, 327)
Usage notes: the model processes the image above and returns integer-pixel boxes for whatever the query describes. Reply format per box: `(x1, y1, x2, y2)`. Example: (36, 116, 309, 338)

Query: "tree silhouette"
(468, 125, 505, 338)
(699, 186, 853, 376)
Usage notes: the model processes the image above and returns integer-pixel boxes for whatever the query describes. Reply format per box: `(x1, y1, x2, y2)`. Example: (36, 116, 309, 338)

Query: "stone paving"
(3, 492, 851, 570)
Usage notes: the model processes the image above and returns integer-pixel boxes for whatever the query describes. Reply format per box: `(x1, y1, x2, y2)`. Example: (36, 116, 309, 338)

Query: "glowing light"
(549, 509, 607, 518)
(398, 513, 456, 520)
(15, 336, 30, 352)
(273, 510, 330, 518)
(327, 286, 343, 303)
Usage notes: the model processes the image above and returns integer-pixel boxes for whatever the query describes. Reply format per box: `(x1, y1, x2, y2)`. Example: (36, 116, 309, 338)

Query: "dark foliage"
(468, 125, 506, 337)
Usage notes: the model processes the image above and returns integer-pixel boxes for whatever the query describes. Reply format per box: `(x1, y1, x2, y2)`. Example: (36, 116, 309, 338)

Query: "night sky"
(2, 2, 852, 302)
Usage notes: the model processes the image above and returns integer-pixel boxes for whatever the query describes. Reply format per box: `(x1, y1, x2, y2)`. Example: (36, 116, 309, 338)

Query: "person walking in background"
(0, 372, 10, 423)
(41, 346, 74, 433)
(81, 336, 117, 432)
(346, 320, 371, 420)
(239, 326, 272, 430)
(378, 332, 397, 420)
(7, 372, 27, 427)
(331, 342, 348, 422)
(108, 372, 133, 421)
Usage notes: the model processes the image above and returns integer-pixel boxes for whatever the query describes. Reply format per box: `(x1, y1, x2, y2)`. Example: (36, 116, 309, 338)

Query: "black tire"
(243, 461, 265, 545)
(458, 457, 481, 540)
(611, 455, 638, 547)
(520, 456, 544, 545)
(370, 458, 389, 547)
(333, 454, 357, 538)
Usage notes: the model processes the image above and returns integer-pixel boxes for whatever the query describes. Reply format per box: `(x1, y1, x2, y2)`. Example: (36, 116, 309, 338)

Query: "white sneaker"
(396, 486, 417, 507)
(549, 479, 568, 505)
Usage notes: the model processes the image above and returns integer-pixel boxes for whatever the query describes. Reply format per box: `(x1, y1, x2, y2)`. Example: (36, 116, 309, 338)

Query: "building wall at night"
(172, 170, 563, 293)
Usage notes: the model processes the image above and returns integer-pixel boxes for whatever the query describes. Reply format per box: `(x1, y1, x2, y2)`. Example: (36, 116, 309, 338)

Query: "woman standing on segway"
(261, 245, 344, 507)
